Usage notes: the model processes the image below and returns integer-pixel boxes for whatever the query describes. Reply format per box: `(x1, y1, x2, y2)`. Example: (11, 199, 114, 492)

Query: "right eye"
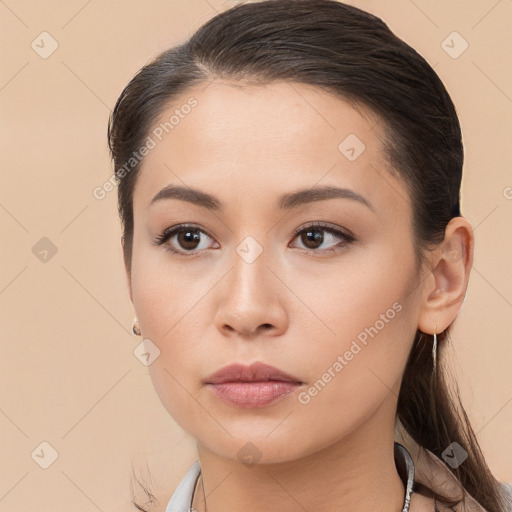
(152, 224, 219, 257)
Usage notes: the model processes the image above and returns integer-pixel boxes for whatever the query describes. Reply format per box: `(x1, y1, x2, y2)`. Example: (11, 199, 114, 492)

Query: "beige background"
(1, 0, 511, 510)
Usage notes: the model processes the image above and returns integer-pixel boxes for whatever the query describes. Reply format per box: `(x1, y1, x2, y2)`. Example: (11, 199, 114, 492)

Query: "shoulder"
(409, 481, 512, 512)
(409, 492, 435, 511)
(499, 481, 512, 511)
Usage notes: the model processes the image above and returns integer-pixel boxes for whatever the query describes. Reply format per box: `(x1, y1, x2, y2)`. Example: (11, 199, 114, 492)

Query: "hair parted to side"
(107, 1, 506, 510)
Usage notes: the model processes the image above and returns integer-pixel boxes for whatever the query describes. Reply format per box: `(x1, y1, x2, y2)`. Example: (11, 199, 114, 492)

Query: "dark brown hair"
(107, 1, 506, 510)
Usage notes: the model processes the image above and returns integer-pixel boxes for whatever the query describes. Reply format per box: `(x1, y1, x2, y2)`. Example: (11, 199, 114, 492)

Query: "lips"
(204, 361, 305, 408)
(204, 361, 304, 385)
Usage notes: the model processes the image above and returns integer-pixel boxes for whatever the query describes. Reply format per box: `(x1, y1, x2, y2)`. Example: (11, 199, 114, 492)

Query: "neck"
(193, 394, 406, 512)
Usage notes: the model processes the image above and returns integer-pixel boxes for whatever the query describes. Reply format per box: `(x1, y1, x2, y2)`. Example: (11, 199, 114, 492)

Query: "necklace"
(396, 442, 415, 511)
(193, 441, 415, 512)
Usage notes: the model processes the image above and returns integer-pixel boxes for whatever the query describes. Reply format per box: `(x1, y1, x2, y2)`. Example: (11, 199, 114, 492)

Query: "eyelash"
(152, 222, 357, 258)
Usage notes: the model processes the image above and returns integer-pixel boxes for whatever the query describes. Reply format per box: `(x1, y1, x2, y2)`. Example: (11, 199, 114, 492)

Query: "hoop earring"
(132, 318, 141, 336)
(432, 331, 437, 373)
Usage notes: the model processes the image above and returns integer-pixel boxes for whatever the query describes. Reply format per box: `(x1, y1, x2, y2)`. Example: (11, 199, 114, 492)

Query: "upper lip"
(204, 361, 303, 384)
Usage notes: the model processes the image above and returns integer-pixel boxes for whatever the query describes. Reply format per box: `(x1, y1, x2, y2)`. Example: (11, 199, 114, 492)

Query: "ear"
(417, 216, 474, 335)
(121, 236, 133, 304)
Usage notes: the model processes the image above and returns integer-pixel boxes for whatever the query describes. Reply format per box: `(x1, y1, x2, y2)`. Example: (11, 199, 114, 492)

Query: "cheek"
(291, 247, 415, 346)
(130, 238, 204, 338)
(128, 249, 206, 422)
(290, 250, 418, 404)
(143, 329, 209, 435)
(285, 296, 416, 459)
(299, 300, 414, 404)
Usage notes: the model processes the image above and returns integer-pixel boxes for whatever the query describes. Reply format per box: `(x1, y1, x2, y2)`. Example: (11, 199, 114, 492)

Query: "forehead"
(133, 80, 411, 219)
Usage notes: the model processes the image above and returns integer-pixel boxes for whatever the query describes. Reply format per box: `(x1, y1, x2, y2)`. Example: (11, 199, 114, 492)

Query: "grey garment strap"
(165, 460, 201, 512)
(395, 441, 415, 512)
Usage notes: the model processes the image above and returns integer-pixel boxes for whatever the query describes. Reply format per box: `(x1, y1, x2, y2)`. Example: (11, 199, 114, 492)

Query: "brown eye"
(290, 223, 356, 254)
(153, 224, 218, 256)
(300, 228, 325, 249)
(176, 228, 202, 250)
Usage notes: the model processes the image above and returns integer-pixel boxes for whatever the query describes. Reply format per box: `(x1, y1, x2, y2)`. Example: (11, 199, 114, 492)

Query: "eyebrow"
(148, 184, 374, 212)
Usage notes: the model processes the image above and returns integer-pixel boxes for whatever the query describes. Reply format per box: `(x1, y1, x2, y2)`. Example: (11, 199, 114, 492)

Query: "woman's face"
(127, 80, 427, 463)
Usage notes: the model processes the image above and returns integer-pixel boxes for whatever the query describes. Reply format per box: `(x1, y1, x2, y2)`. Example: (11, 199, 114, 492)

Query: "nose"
(213, 244, 289, 339)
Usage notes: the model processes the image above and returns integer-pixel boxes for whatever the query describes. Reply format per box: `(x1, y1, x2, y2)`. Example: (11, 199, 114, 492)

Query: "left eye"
(290, 223, 356, 253)
(153, 223, 355, 257)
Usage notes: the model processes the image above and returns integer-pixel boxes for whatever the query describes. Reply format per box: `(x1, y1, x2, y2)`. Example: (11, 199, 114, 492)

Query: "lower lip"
(207, 381, 302, 408)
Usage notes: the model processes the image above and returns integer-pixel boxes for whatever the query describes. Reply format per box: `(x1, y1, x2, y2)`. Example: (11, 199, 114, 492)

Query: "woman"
(107, 1, 512, 510)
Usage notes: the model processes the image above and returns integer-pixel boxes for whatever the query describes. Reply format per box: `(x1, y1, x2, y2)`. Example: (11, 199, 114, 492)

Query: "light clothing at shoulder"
(395, 420, 512, 511)
(164, 424, 512, 512)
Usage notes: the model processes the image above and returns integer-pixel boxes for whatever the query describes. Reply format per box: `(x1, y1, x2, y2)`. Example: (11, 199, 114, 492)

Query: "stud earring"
(132, 318, 141, 336)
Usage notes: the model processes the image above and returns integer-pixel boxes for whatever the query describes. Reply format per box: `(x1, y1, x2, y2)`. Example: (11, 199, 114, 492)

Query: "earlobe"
(417, 216, 474, 335)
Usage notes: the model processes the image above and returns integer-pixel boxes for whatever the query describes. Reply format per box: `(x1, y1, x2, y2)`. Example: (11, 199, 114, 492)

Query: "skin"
(123, 80, 474, 512)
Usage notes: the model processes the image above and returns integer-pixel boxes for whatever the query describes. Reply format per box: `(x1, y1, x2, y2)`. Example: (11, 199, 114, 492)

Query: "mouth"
(204, 361, 305, 408)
